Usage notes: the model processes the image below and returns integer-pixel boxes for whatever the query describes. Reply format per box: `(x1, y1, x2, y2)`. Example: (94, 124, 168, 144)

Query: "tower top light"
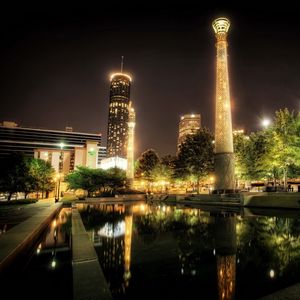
(212, 17, 230, 34)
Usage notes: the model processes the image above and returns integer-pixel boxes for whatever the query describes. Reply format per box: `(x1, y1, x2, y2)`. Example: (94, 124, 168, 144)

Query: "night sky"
(1, 3, 300, 157)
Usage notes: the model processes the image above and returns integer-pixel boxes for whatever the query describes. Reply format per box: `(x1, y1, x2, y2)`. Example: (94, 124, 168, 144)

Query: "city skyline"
(0, 4, 300, 157)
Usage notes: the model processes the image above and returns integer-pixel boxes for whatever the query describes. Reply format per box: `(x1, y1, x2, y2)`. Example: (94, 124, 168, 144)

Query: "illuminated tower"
(124, 211, 133, 287)
(177, 113, 201, 151)
(212, 17, 235, 192)
(126, 102, 135, 185)
(214, 214, 237, 300)
(107, 66, 132, 158)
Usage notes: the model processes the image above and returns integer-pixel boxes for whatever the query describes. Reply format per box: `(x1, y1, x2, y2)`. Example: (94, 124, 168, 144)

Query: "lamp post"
(55, 174, 61, 203)
(55, 142, 64, 203)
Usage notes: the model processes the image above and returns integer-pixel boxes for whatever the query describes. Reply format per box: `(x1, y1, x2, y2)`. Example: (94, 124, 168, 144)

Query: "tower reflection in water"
(214, 213, 237, 300)
(90, 204, 133, 295)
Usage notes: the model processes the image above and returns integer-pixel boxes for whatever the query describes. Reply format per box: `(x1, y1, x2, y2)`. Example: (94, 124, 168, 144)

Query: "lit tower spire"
(126, 101, 136, 186)
(212, 17, 235, 192)
(121, 55, 124, 73)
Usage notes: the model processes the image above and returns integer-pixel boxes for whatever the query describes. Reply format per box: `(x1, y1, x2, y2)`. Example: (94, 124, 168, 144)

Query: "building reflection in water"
(214, 213, 237, 300)
(37, 207, 72, 268)
(92, 204, 133, 295)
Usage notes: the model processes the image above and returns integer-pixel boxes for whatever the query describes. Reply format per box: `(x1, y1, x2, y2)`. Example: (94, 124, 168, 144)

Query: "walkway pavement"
(259, 282, 300, 299)
(0, 199, 61, 272)
(0, 198, 57, 234)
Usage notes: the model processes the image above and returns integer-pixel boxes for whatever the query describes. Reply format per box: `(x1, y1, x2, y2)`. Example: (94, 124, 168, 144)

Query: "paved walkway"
(0, 200, 62, 272)
(0, 198, 57, 234)
(259, 283, 300, 299)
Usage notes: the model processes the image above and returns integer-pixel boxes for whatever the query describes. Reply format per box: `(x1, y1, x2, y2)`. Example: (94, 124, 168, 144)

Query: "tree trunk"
(196, 177, 200, 194)
(8, 193, 13, 201)
(24, 193, 28, 199)
(283, 168, 288, 190)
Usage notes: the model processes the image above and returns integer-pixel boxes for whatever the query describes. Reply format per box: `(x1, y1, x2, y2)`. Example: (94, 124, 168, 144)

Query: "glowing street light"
(269, 269, 275, 278)
(55, 174, 61, 203)
(262, 118, 271, 128)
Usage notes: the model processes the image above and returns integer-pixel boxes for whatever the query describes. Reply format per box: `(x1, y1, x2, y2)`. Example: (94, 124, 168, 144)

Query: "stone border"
(258, 282, 300, 299)
(0, 202, 62, 272)
(72, 208, 113, 300)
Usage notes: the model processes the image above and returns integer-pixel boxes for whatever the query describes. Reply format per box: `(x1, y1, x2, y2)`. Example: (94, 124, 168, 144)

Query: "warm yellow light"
(52, 220, 57, 228)
(51, 259, 56, 269)
(269, 269, 275, 278)
(191, 114, 195, 118)
(44, 152, 48, 157)
(110, 73, 132, 82)
(212, 17, 230, 34)
(181, 116, 184, 120)
(262, 118, 271, 128)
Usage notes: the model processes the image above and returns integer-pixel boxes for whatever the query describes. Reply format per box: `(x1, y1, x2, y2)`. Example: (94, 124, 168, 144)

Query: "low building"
(0, 121, 102, 174)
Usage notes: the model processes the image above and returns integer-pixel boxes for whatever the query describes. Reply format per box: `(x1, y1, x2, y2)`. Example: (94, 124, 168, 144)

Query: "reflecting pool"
(1, 208, 72, 300)
(79, 203, 300, 300)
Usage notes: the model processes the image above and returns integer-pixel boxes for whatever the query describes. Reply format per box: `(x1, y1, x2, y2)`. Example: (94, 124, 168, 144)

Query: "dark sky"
(1, 3, 300, 157)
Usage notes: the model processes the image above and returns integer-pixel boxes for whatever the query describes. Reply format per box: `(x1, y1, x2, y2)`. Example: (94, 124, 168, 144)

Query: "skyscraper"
(177, 114, 201, 150)
(126, 102, 136, 185)
(212, 17, 235, 191)
(107, 72, 132, 158)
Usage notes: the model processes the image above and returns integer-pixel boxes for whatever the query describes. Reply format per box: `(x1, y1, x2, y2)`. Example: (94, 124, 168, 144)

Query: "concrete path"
(259, 283, 300, 299)
(0, 201, 62, 271)
(72, 208, 113, 300)
(0, 198, 57, 233)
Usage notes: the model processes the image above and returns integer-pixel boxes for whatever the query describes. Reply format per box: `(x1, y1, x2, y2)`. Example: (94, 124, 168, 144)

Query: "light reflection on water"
(1, 208, 72, 299)
(79, 203, 300, 300)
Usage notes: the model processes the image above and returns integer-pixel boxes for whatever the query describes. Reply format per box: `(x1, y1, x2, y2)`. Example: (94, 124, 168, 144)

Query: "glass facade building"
(107, 73, 131, 158)
(0, 121, 102, 173)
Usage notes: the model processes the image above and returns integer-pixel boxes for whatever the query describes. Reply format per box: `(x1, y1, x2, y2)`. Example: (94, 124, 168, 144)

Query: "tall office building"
(177, 114, 201, 150)
(107, 73, 132, 158)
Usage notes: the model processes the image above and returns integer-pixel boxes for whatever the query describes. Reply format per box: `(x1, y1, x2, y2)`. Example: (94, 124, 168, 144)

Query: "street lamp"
(58, 142, 65, 173)
(262, 118, 271, 128)
(55, 174, 61, 203)
(55, 142, 65, 203)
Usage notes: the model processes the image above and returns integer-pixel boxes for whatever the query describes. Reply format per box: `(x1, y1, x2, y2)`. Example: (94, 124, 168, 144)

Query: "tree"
(136, 149, 160, 187)
(268, 108, 300, 188)
(65, 166, 126, 197)
(234, 108, 300, 187)
(0, 153, 32, 200)
(234, 130, 271, 182)
(175, 128, 214, 194)
(30, 159, 55, 198)
(65, 166, 101, 197)
(105, 167, 126, 192)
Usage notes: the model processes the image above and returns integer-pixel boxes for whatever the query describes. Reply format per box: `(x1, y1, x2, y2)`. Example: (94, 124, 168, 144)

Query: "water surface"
(79, 203, 300, 300)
